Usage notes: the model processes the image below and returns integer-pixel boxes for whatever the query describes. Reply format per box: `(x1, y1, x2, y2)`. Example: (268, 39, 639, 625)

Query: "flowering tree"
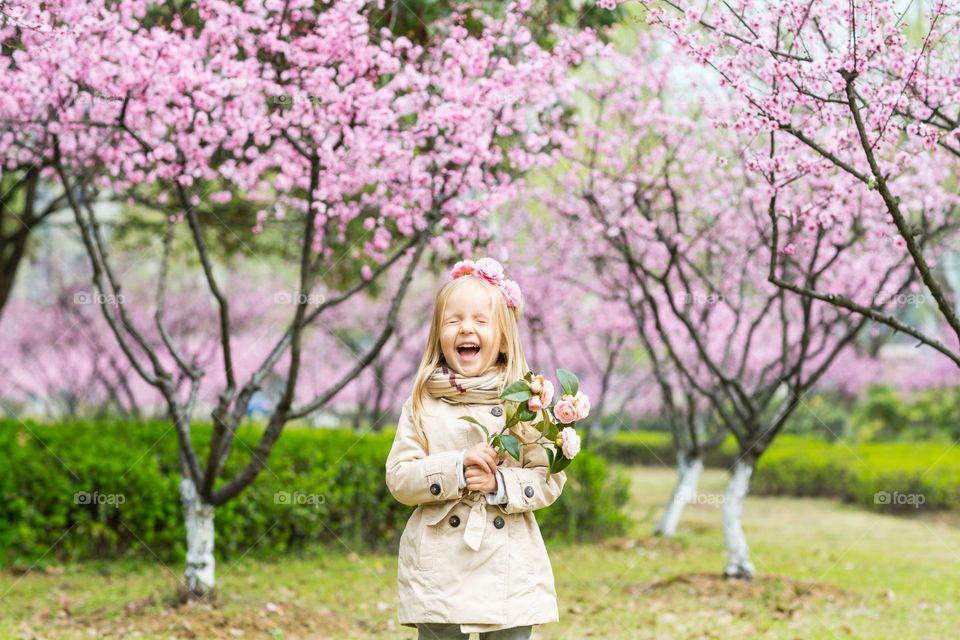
(322, 271, 435, 430)
(3, 0, 584, 595)
(510, 247, 645, 442)
(0, 4, 80, 322)
(640, 0, 960, 368)
(547, 34, 922, 576)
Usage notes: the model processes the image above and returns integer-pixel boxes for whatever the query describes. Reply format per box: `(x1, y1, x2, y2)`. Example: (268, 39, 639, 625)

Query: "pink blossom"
(527, 395, 544, 412)
(530, 376, 543, 394)
(572, 390, 591, 420)
(554, 397, 578, 424)
(474, 257, 505, 284)
(449, 259, 476, 279)
(559, 427, 581, 459)
(500, 278, 523, 307)
(541, 379, 555, 405)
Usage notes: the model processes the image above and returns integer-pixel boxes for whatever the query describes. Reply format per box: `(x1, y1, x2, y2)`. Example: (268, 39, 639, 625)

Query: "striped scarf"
(425, 365, 505, 405)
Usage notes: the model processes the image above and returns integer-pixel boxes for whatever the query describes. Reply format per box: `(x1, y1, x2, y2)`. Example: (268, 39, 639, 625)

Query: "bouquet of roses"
(462, 369, 589, 479)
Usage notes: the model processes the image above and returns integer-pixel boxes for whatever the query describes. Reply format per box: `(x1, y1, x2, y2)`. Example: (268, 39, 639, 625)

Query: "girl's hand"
(464, 464, 498, 493)
(463, 442, 498, 475)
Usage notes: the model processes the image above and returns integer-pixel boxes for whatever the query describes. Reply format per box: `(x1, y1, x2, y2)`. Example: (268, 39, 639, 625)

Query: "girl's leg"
(417, 622, 470, 639)
(480, 625, 533, 640)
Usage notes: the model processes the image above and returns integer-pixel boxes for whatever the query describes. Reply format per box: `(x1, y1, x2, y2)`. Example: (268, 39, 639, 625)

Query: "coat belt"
(421, 494, 490, 552)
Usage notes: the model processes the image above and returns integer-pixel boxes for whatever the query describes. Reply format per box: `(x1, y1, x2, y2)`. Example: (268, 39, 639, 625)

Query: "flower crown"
(449, 257, 523, 308)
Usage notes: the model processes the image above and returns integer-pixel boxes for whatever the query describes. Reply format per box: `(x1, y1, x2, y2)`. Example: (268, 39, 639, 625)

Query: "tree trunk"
(655, 451, 704, 537)
(181, 478, 216, 596)
(722, 457, 756, 578)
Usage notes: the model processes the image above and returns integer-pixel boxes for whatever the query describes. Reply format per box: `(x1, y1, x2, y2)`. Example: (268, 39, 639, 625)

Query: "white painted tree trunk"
(181, 478, 216, 595)
(722, 458, 756, 578)
(655, 451, 704, 537)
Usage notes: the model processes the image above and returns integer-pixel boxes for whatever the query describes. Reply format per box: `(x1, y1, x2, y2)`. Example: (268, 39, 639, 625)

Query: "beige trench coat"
(385, 393, 567, 634)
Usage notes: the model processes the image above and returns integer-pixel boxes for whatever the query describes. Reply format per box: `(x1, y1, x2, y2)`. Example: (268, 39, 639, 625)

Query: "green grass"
(2, 465, 958, 639)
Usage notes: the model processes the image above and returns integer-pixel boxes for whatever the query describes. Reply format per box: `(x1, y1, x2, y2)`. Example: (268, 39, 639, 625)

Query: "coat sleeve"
(494, 425, 567, 514)
(385, 397, 464, 507)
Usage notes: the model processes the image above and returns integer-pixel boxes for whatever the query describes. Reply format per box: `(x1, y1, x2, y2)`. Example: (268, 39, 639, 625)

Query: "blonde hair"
(409, 275, 530, 453)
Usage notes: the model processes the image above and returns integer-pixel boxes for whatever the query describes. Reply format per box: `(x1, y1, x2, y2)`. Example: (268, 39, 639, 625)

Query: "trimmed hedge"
(0, 419, 629, 567)
(593, 431, 960, 513)
(753, 436, 960, 512)
(592, 430, 740, 467)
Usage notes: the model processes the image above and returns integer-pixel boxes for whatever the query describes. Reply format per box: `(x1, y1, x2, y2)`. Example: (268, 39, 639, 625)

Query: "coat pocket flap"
(421, 500, 460, 526)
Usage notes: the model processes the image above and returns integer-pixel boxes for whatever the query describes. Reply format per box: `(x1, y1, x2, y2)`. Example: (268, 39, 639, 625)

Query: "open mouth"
(456, 343, 482, 362)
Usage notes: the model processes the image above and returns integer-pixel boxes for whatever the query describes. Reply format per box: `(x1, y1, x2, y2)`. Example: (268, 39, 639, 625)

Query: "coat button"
(524, 486, 535, 498)
(449, 515, 460, 528)
(430, 483, 441, 495)
(491, 406, 503, 417)
(493, 516, 505, 529)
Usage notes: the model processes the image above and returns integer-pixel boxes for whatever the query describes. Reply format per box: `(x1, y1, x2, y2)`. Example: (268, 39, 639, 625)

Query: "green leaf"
(500, 434, 521, 461)
(517, 405, 537, 423)
(556, 369, 579, 397)
(545, 420, 560, 441)
(501, 380, 534, 402)
(532, 420, 546, 436)
(551, 452, 573, 473)
(523, 371, 534, 381)
(541, 408, 560, 440)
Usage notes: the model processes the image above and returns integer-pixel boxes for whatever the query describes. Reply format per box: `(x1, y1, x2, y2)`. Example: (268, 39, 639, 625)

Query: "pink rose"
(500, 278, 522, 307)
(530, 376, 543, 394)
(527, 395, 544, 412)
(541, 380, 555, 406)
(554, 397, 578, 424)
(474, 257, 505, 284)
(450, 259, 476, 279)
(572, 390, 590, 420)
(559, 427, 581, 459)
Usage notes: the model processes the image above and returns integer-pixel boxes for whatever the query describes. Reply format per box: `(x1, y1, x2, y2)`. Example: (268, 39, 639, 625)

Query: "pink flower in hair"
(500, 279, 523, 307)
(449, 256, 522, 309)
(450, 259, 476, 279)
(474, 257, 505, 284)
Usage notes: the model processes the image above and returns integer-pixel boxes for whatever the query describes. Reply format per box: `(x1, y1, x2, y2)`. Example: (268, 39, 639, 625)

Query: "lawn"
(2, 465, 958, 639)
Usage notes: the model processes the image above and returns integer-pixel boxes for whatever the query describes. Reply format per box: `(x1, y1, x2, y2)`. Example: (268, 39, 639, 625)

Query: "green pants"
(417, 623, 533, 639)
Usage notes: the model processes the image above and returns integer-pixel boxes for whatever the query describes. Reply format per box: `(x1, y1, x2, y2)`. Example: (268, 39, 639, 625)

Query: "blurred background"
(1, 0, 958, 638)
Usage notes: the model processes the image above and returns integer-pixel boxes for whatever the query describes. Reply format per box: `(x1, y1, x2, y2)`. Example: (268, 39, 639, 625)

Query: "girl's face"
(439, 277, 504, 377)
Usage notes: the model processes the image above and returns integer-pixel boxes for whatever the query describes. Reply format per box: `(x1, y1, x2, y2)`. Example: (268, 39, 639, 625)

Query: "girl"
(385, 257, 567, 640)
